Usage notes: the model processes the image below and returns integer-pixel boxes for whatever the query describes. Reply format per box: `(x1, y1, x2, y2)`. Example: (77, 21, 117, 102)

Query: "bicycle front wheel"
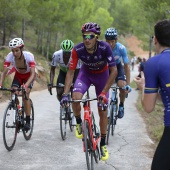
(23, 99, 34, 140)
(111, 103, 118, 136)
(106, 103, 113, 145)
(60, 107, 67, 140)
(92, 112, 100, 163)
(83, 120, 94, 170)
(68, 107, 74, 132)
(2, 102, 18, 151)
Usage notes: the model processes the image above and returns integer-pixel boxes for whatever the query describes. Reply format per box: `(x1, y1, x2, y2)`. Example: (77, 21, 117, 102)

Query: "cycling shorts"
(73, 65, 109, 101)
(11, 72, 34, 89)
(56, 69, 80, 86)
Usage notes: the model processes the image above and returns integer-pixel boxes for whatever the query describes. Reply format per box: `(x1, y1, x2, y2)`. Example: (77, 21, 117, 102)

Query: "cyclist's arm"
(0, 67, 9, 85)
(50, 66, 56, 85)
(124, 63, 130, 85)
(102, 66, 117, 93)
(64, 69, 75, 94)
(121, 46, 130, 85)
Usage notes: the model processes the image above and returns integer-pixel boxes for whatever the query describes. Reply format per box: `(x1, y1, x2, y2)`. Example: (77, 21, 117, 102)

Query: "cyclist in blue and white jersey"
(134, 19, 170, 170)
(48, 39, 81, 101)
(105, 28, 131, 119)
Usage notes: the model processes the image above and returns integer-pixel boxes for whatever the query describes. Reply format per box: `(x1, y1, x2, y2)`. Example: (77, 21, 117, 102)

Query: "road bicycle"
(106, 85, 119, 145)
(0, 87, 34, 151)
(70, 89, 101, 170)
(106, 85, 128, 145)
(48, 83, 75, 140)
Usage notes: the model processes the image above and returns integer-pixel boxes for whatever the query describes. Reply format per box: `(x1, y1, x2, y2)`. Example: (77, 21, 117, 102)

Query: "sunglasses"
(83, 34, 97, 40)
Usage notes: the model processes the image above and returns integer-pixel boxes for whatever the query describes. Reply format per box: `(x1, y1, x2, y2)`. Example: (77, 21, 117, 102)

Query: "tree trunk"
(2, 17, 6, 46)
(22, 18, 25, 41)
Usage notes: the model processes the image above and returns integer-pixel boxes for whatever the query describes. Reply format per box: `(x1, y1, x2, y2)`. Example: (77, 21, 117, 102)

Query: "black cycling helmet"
(81, 22, 101, 35)
(105, 28, 118, 40)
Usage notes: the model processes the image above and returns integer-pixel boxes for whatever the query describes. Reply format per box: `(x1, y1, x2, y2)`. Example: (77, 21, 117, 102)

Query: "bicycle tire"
(111, 103, 118, 136)
(23, 99, 34, 140)
(92, 112, 100, 163)
(106, 103, 113, 145)
(60, 107, 67, 140)
(68, 107, 74, 132)
(84, 120, 94, 170)
(2, 102, 18, 151)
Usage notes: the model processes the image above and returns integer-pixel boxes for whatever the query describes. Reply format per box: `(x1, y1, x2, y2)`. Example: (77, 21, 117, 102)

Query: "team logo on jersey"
(108, 56, 113, 61)
(87, 56, 90, 60)
(94, 56, 98, 60)
(78, 82, 82, 86)
(99, 45, 106, 50)
(114, 55, 119, 60)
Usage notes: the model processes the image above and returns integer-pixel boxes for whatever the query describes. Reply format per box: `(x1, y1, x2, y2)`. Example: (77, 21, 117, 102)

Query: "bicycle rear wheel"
(83, 120, 94, 170)
(60, 107, 67, 140)
(2, 102, 18, 151)
(23, 99, 34, 140)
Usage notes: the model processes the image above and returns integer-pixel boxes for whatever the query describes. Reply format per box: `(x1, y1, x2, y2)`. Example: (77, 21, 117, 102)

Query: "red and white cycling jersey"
(4, 51, 36, 74)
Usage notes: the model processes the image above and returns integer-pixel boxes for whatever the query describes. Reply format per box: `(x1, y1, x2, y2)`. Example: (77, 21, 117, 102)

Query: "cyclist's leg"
(92, 69, 109, 161)
(72, 66, 91, 139)
(17, 72, 33, 130)
(116, 63, 126, 119)
(56, 69, 66, 101)
(11, 75, 20, 104)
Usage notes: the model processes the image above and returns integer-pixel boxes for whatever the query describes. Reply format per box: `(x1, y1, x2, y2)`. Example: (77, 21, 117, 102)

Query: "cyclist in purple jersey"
(105, 28, 132, 119)
(134, 19, 170, 170)
(60, 22, 117, 161)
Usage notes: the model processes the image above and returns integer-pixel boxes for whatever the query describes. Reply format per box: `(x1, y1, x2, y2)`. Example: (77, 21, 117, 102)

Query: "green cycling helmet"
(60, 39, 74, 52)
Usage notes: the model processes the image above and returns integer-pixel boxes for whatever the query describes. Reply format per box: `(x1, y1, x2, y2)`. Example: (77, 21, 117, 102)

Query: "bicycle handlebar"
(47, 83, 74, 95)
(69, 97, 97, 103)
(0, 87, 28, 100)
(110, 85, 129, 98)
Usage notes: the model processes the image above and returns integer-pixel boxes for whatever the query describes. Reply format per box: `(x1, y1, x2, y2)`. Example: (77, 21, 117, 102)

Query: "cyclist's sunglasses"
(82, 34, 97, 40)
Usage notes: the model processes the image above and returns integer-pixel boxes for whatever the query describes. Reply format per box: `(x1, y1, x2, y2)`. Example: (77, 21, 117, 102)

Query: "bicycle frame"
(83, 101, 100, 151)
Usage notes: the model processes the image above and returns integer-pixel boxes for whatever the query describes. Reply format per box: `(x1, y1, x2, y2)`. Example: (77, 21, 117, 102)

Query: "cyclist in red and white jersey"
(48, 39, 81, 101)
(60, 22, 118, 161)
(0, 38, 36, 131)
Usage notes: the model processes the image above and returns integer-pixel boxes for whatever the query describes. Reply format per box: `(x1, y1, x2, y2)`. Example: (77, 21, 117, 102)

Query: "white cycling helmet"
(9, 38, 24, 49)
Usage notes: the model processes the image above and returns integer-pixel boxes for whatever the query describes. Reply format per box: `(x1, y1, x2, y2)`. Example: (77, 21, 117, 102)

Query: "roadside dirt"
(126, 35, 149, 59)
(126, 35, 158, 152)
